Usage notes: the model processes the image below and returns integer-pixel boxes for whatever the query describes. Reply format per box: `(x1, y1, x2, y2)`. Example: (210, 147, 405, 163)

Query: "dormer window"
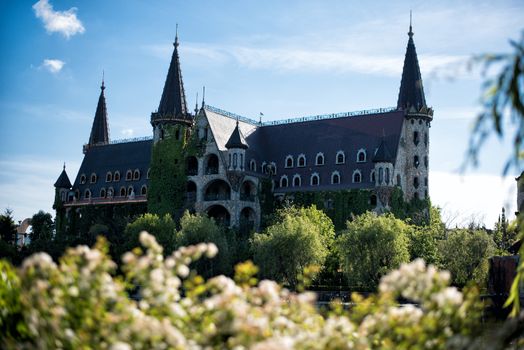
(285, 155, 294, 168)
(357, 149, 367, 163)
(80, 174, 86, 184)
(269, 162, 277, 175)
(106, 172, 112, 182)
(127, 186, 134, 196)
(280, 175, 289, 188)
(133, 169, 140, 180)
(114, 171, 120, 182)
(141, 185, 147, 195)
(90, 173, 97, 184)
(100, 188, 107, 198)
(297, 154, 306, 167)
(336, 151, 345, 164)
(249, 159, 256, 172)
(331, 171, 340, 184)
(315, 153, 324, 166)
(293, 174, 301, 187)
(261, 162, 267, 174)
(370, 170, 376, 183)
(119, 187, 126, 196)
(147, 168, 151, 179)
(126, 170, 132, 181)
(84, 189, 91, 199)
(310, 173, 320, 186)
(352, 170, 362, 183)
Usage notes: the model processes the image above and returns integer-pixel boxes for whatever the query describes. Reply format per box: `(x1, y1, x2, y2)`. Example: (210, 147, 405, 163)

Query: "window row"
(284, 149, 368, 169)
(278, 170, 365, 188)
(81, 185, 148, 199)
(79, 169, 150, 185)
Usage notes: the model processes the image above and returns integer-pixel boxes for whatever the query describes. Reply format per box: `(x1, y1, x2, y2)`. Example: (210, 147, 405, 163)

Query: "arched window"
(205, 154, 219, 175)
(370, 194, 377, 206)
(114, 171, 120, 182)
(315, 152, 324, 166)
(424, 156, 428, 168)
(336, 151, 345, 164)
(269, 162, 277, 175)
(370, 170, 376, 183)
(424, 133, 428, 147)
(175, 128, 180, 140)
(119, 187, 126, 197)
(100, 188, 106, 198)
(133, 169, 140, 180)
(90, 173, 97, 184)
(414, 176, 420, 189)
(126, 170, 133, 181)
(80, 174, 86, 184)
(285, 155, 293, 168)
(297, 154, 306, 167)
(74, 190, 80, 199)
(280, 175, 289, 188)
(249, 159, 256, 172)
(106, 172, 112, 182)
(357, 149, 367, 163)
(413, 131, 420, 146)
(331, 171, 340, 184)
(310, 173, 320, 186)
(141, 185, 147, 196)
(414, 155, 420, 168)
(160, 128, 165, 140)
(84, 189, 91, 199)
(147, 168, 151, 179)
(293, 174, 301, 187)
(127, 186, 134, 196)
(378, 167, 383, 184)
(108, 187, 114, 198)
(414, 192, 419, 200)
(396, 174, 401, 186)
(233, 153, 238, 169)
(261, 162, 267, 174)
(424, 177, 428, 187)
(353, 170, 362, 183)
(385, 168, 390, 184)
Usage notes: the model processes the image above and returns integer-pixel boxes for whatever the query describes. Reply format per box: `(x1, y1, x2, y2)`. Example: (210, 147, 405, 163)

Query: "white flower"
(176, 265, 190, 278)
(206, 243, 219, 258)
(110, 342, 132, 350)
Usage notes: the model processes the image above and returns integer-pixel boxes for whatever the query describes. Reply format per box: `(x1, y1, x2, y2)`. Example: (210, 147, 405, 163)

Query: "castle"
(53, 23, 432, 232)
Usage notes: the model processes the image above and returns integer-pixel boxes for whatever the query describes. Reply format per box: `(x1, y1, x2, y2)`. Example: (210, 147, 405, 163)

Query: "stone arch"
(186, 156, 198, 176)
(204, 179, 231, 201)
(186, 181, 197, 204)
(240, 180, 256, 201)
(207, 205, 231, 227)
(239, 206, 256, 233)
(205, 154, 219, 175)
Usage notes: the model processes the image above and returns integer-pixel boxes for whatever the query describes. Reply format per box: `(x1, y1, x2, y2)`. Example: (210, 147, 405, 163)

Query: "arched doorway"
(239, 207, 256, 233)
(204, 179, 231, 201)
(240, 180, 256, 201)
(186, 181, 197, 204)
(186, 156, 198, 176)
(205, 154, 219, 175)
(207, 205, 231, 227)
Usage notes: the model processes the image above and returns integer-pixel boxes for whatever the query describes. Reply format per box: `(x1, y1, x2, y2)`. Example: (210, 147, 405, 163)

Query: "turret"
(53, 163, 72, 235)
(225, 120, 248, 171)
(84, 78, 110, 153)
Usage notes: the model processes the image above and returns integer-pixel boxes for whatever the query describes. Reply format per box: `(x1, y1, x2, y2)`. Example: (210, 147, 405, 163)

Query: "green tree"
(175, 211, 232, 277)
(29, 211, 54, 243)
(252, 205, 333, 289)
(337, 212, 410, 290)
(438, 229, 496, 288)
(122, 213, 177, 258)
(0, 209, 17, 245)
(408, 226, 441, 266)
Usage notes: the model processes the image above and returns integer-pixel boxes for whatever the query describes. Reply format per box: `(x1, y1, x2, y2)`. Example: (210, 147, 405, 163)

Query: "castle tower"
(396, 19, 433, 201)
(53, 163, 72, 235)
(148, 29, 194, 217)
(83, 79, 110, 153)
(373, 138, 395, 208)
(225, 120, 249, 171)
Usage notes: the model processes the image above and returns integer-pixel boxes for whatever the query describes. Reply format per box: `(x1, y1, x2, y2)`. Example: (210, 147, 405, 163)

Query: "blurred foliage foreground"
(1, 231, 522, 350)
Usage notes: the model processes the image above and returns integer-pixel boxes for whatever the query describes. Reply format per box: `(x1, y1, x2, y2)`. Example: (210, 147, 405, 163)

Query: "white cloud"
(121, 128, 134, 137)
(33, 0, 85, 39)
(430, 170, 517, 228)
(41, 58, 65, 73)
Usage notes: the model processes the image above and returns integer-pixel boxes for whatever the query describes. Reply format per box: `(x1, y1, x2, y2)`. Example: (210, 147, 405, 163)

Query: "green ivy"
(389, 187, 430, 226)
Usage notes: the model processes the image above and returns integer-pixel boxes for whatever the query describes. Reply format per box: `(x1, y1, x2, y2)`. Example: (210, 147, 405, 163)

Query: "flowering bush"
(1, 232, 484, 349)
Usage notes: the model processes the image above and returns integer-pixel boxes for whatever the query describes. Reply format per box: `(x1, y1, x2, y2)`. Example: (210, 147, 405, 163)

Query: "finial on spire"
(101, 70, 105, 90)
(195, 92, 199, 113)
(408, 10, 413, 37)
(63, 162, 66, 170)
(174, 23, 179, 47)
(202, 86, 206, 106)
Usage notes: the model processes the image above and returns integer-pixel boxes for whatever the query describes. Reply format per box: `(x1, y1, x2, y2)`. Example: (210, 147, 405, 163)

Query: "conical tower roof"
(225, 121, 248, 149)
(397, 21, 427, 111)
(54, 164, 72, 189)
(156, 31, 189, 121)
(373, 138, 394, 163)
(88, 80, 109, 145)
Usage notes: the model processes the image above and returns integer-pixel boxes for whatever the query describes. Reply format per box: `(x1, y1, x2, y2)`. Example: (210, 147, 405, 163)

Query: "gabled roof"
(54, 165, 72, 188)
(397, 24, 427, 110)
(225, 121, 249, 149)
(156, 34, 189, 120)
(373, 138, 394, 163)
(88, 81, 110, 145)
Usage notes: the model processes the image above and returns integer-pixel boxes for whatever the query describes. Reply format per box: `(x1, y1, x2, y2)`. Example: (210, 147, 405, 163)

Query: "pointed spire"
(225, 121, 248, 149)
(194, 92, 199, 115)
(88, 76, 110, 146)
(373, 137, 393, 163)
(156, 26, 188, 120)
(397, 14, 427, 111)
(202, 86, 206, 107)
(54, 163, 72, 188)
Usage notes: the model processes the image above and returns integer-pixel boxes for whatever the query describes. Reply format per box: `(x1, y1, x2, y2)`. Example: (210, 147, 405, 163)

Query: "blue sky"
(0, 0, 523, 227)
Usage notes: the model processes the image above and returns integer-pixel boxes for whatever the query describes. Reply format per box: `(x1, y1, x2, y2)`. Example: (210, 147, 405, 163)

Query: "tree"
(408, 227, 441, 266)
(122, 213, 176, 258)
(0, 209, 17, 245)
(252, 205, 333, 289)
(29, 211, 54, 243)
(175, 211, 232, 277)
(337, 212, 410, 290)
(438, 229, 496, 288)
